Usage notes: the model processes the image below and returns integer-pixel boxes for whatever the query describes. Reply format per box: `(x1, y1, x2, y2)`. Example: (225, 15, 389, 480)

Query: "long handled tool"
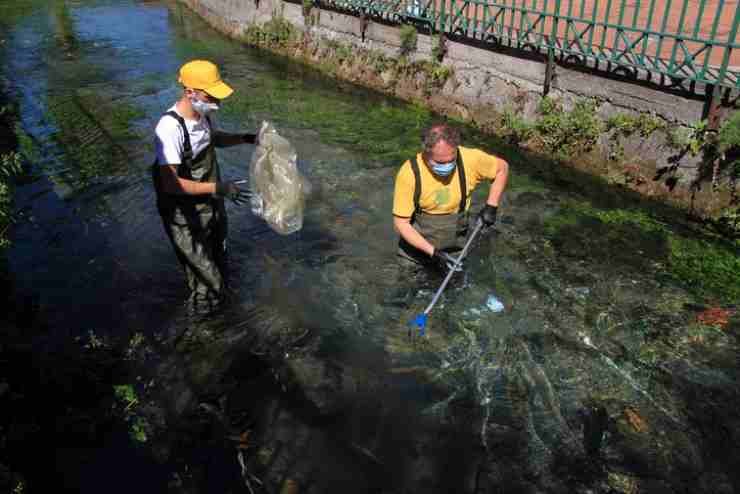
(410, 218, 485, 337)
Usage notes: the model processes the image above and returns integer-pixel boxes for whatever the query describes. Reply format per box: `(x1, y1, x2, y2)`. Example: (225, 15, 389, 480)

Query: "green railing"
(319, 0, 740, 89)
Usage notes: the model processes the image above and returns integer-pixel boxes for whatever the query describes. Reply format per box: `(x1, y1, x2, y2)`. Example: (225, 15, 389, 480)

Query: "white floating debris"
(486, 294, 505, 313)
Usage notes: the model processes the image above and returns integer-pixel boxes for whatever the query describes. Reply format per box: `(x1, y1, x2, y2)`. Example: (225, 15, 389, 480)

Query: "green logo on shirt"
(434, 188, 451, 206)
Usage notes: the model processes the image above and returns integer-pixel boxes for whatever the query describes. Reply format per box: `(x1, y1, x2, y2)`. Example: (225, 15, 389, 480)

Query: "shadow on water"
(1, 0, 740, 493)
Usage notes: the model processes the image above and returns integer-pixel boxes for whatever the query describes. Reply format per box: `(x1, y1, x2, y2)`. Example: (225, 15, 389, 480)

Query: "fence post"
(704, 83, 724, 131)
(716, 7, 740, 90)
(549, 0, 561, 42)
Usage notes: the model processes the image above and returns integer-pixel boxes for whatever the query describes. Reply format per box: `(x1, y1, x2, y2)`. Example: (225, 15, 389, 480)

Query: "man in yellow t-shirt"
(393, 122, 509, 269)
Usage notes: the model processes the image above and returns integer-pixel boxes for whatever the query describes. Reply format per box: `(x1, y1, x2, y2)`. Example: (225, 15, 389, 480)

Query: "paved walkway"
(407, 0, 739, 79)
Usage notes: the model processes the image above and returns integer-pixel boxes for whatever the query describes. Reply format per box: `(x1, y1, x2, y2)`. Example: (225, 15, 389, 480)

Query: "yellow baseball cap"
(178, 59, 234, 99)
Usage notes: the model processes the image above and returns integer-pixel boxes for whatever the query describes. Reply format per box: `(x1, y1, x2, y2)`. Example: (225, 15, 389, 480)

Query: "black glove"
(241, 133, 258, 145)
(478, 204, 498, 227)
(215, 181, 251, 205)
(432, 249, 463, 273)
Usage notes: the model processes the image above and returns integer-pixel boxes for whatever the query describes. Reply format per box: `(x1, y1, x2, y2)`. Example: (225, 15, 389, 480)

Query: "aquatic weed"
(543, 202, 740, 303)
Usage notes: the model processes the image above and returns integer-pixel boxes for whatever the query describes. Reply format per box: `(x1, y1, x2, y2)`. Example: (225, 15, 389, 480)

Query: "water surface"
(2, 1, 739, 492)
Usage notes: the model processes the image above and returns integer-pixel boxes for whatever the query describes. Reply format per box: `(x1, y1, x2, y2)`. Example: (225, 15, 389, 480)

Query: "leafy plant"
(535, 97, 603, 156)
(606, 112, 665, 139)
(302, 0, 313, 18)
(500, 108, 534, 145)
(717, 111, 740, 152)
(244, 15, 297, 47)
(367, 50, 391, 73)
(113, 384, 149, 443)
(0, 151, 22, 248)
(399, 24, 418, 57)
(666, 120, 709, 156)
(431, 33, 446, 62)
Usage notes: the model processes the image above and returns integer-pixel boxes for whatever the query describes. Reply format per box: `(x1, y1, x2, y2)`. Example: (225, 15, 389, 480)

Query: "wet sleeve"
(392, 163, 416, 218)
(155, 117, 184, 166)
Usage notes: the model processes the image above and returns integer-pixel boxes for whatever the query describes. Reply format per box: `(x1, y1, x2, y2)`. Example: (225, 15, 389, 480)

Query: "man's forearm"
(160, 165, 217, 195)
(486, 161, 509, 206)
(395, 218, 435, 256)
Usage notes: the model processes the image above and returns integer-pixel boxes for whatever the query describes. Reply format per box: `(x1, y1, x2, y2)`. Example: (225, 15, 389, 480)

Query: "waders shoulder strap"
(410, 156, 422, 215)
(457, 151, 467, 214)
(164, 110, 193, 168)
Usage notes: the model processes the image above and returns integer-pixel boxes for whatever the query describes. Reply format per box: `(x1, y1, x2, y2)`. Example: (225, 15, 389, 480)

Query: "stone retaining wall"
(180, 0, 739, 217)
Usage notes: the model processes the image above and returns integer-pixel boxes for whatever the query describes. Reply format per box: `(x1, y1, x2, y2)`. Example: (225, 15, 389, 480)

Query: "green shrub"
(500, 109, 534, 144)
(244, 15, 297, 47)
(718, 111, 740, 152)
(606, 112, 665, 138)
(535, 97, 603, 156)
(399, 24, 417, 57)
(431, 33, 446, 61)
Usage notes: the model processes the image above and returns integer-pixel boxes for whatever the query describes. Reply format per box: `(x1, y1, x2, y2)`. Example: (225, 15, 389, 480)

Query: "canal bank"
(178, 0, 739, 233)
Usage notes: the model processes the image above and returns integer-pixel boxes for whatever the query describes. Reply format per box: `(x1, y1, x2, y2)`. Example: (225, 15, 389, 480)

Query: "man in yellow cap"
(393, 122, 509, 271)
(152, 59, 256, 311)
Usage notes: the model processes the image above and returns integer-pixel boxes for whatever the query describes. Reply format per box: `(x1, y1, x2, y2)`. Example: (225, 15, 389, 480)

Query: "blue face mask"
(430, 159, 457, 177)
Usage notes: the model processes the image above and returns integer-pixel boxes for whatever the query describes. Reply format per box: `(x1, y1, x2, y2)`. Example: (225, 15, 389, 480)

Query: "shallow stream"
(2, 1, 739, 492)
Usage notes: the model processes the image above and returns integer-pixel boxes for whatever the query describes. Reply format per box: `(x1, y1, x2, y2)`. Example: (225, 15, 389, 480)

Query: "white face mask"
(189, 96, 219, 116)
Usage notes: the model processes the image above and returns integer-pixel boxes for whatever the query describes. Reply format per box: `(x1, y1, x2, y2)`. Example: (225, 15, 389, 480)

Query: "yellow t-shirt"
(392, 146, 505, 217)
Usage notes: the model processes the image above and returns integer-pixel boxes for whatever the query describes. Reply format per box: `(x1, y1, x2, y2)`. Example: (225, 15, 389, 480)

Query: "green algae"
(222, 75, 434, 167)
(544, 201, 740, 304)
(45, 89, 144, 187)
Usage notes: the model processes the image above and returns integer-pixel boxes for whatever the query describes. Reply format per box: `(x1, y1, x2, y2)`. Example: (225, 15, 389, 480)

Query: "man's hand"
(432, 249, 463, 272)
(215, 181, 251, 205)
(478, 204, 498, 228)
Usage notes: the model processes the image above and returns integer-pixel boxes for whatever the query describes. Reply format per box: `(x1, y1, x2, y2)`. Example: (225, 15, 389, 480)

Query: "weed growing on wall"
(431, 33, 446, 62)
(535, 97, 603, 157)
(715, 111, 740, 234)
(605, 112, 666, 162)
(399, 24, 417, 57)
(244, 14, 298, 47)
(499, 108, 535, 145)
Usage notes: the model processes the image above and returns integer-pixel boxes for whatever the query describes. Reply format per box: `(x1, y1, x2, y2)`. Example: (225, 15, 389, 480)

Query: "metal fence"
(320, 0, 740, 89)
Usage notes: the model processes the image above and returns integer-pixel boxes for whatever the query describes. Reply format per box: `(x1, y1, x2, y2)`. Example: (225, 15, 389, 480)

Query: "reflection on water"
(2, 0, 740, 493)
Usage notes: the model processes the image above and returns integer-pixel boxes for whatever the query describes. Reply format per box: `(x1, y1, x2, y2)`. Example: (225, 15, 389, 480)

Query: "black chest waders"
(397, 153, 469, 266)
(151, 111, 228, 308)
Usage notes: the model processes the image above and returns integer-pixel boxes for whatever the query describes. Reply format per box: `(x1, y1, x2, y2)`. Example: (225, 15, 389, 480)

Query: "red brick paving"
(419, 0, 739, 80)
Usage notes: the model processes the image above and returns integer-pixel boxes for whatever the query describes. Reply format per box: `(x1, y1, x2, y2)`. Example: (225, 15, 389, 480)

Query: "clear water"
(2, 1, 739, 493)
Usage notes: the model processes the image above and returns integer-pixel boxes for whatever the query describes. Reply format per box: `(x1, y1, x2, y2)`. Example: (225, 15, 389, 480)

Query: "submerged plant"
(426, 325, 499, 448)
(0, 151, 21, 248)
(544, 201, 740, 303)
(113, 384, 150, 443)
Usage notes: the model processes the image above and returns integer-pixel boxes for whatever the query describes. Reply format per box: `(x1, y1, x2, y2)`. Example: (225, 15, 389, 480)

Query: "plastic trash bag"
(249, 121, 309, 235)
